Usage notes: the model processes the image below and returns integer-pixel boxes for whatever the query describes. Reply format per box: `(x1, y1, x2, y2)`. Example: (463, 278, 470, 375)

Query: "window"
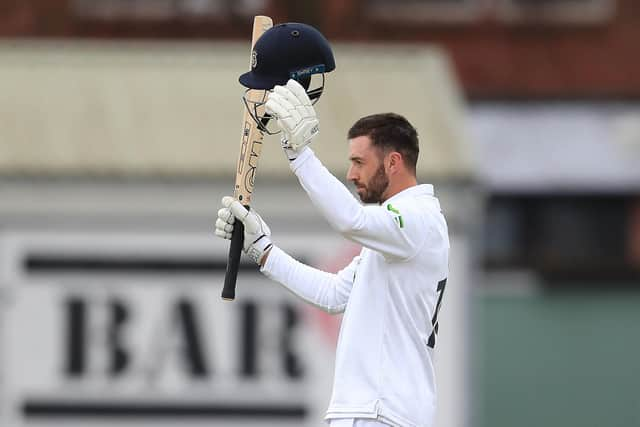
(484, 194, 639, 284)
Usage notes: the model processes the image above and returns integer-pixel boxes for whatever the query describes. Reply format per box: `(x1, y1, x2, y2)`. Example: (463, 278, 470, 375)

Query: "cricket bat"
(221, 15, 273, 301)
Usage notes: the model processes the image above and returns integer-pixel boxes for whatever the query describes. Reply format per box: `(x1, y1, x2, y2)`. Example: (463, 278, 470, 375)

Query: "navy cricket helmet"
(239, 22, 335, 134)
(239, 22, 335, 95)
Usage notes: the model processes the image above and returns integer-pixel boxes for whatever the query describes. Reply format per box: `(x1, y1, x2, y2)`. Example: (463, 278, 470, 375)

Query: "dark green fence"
(475, 290, 640, 427)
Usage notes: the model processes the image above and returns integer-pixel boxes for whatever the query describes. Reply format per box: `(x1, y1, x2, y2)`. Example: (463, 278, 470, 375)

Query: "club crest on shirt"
(386, 203, 404, 228)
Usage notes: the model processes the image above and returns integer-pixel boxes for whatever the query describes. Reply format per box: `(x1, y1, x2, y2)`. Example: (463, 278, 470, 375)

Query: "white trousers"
(329, 419, 389, 427)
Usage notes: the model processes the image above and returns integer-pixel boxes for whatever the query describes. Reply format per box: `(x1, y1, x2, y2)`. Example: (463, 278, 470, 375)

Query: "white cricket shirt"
(261, 149, 450, 427)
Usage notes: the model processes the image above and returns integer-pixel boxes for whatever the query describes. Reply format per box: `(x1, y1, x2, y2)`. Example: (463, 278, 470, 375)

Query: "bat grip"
(221, 206, 247, 300)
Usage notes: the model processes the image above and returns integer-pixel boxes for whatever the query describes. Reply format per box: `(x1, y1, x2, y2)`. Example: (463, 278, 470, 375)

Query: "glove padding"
(265, 79, 319, 158)
(215, 196, 273, 265)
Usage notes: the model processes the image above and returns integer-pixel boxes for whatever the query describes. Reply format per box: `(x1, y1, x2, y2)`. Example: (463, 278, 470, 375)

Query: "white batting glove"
(265, 79, 319, 160)
(215, 196, 273, 264)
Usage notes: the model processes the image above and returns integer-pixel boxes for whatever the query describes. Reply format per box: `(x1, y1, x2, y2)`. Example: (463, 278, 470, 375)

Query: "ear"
(386, 151, 403, 175)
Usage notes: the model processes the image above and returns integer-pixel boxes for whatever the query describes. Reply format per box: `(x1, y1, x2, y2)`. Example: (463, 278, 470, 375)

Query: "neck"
(381, 174, 418, 203)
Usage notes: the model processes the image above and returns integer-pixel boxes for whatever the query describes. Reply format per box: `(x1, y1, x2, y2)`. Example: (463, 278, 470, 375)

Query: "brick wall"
(1, 0, 639, 98)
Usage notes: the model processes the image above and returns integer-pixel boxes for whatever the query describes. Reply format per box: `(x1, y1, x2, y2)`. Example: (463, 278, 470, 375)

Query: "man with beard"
(215, 79, 450, 427)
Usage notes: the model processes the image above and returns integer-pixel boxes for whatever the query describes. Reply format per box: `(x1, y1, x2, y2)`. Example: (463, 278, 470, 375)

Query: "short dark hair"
(347, 113, 419, 174)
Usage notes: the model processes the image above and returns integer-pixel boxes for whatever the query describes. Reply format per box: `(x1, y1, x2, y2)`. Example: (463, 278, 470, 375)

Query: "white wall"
(0, 41, 472, 181)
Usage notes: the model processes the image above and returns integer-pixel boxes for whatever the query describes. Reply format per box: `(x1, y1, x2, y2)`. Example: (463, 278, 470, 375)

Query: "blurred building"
(1, 1, 639, 427)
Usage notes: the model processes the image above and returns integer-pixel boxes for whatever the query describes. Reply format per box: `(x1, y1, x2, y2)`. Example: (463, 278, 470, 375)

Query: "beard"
(357, 163, 390, 204)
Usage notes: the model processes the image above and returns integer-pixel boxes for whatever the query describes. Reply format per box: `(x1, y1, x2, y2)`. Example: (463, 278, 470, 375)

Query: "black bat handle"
(221, 205, 247, 300)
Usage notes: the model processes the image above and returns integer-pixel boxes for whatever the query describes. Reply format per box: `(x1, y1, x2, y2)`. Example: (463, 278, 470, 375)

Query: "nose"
(346, 165, 357, 182)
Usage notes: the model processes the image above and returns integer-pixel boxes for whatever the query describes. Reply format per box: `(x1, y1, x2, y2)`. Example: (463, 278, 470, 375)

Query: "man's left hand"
(265, 79, 319, 158)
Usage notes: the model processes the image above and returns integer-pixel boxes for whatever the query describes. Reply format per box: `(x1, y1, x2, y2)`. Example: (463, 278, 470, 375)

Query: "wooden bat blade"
(221, 15, 273, 301)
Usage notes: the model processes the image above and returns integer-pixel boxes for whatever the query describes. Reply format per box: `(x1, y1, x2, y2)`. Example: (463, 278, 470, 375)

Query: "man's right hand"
(215, 196, 273, 265)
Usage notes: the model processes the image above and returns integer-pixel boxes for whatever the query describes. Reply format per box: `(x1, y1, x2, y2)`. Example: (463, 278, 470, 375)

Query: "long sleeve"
(290, 148, 427, 261)
(260, 245, 358, 314)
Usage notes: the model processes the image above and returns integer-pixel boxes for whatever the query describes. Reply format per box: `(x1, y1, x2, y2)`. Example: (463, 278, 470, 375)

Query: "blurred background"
(1, 1, 639, 427)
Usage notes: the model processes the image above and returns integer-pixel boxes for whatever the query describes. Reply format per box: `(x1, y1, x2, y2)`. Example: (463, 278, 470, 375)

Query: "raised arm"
(290, 149, 425, 261)
(264, 80, 427, 261)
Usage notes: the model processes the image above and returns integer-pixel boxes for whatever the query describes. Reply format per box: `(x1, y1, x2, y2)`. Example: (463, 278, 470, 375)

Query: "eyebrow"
(349, 155, 364, 162)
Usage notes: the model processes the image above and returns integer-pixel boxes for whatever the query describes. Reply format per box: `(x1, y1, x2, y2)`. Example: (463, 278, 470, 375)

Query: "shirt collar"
(383, 184, 434, 205)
